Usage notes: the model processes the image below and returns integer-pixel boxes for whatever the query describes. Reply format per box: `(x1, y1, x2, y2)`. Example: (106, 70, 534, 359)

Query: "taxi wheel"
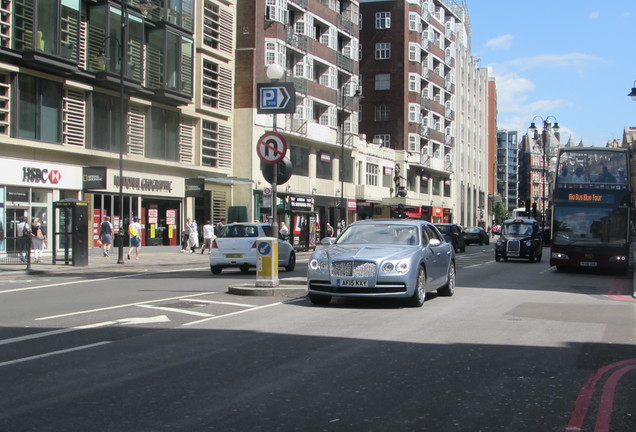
(495, 254, 501, 262)
(529, 251, 536, 263)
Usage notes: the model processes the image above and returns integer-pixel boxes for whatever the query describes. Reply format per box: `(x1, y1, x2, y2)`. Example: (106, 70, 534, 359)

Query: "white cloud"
(503, 53, 602, 71)
(588, 11, 600, 19)
(486, 34, 513, 50)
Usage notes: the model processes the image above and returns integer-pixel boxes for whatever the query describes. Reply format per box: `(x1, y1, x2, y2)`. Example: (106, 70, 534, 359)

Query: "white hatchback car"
(209, 223, 296, 274)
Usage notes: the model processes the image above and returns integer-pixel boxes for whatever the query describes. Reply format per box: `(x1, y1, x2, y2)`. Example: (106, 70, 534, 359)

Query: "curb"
(228, 283, 307, 297)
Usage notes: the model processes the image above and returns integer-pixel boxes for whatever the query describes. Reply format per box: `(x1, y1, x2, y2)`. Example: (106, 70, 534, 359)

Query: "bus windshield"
(552, 206, 628, 246)
(557, 151, 628, 186)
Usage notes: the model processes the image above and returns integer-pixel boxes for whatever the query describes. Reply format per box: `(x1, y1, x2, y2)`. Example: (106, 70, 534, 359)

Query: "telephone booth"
(52, 199, 89, 266)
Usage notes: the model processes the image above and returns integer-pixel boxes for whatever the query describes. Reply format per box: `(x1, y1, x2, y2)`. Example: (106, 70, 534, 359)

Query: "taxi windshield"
(502, 222, 533, 236)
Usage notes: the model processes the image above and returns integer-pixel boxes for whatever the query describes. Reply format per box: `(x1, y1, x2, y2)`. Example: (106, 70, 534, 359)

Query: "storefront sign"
(166, 209, 176, 225)
(83, 167, 107, 190)
(114, 175, 173, 193)
(185, 178, 205, 197)
(148, 208, 158, 224)
(289, 196, 314, 212)
(0, 158, 83, 189)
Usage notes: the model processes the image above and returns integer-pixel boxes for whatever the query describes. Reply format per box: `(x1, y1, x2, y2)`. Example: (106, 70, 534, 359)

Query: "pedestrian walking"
(325, 222, 334, 238)
(200, 220, 215, 254)
(99, 216, 114, 257)
(30, 217, 46, 263)
(127, 216, 142, 260)
(16, 216, 31, 262)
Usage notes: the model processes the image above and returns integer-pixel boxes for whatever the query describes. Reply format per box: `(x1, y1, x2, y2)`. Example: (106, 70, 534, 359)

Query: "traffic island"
(228, 277, 307, 297)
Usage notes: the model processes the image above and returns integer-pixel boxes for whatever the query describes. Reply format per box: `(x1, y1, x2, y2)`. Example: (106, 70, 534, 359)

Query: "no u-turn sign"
(256, 132, 287, 164)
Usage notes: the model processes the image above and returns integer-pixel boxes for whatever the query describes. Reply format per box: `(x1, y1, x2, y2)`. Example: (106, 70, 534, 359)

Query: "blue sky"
(468, 1, 635, 146)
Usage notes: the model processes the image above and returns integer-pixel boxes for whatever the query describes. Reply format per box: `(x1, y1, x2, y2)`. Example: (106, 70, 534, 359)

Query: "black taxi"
(495, 218, 543, 263)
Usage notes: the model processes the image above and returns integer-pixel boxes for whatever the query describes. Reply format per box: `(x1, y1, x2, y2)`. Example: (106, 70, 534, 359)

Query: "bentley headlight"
(395, 261, 409, 273)
(309, 258, 328, 272)
(381, 262, 394, 273)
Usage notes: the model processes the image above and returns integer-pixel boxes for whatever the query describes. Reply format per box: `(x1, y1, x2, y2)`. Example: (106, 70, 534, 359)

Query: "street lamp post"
(529, 116, 559, 224)
(266, 63, 285, 239)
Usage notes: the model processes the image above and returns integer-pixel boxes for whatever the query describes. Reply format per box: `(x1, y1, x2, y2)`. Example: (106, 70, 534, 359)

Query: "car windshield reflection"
(337, 224, 419, 245)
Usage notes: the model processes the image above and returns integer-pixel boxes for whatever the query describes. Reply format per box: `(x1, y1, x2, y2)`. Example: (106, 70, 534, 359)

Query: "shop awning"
(204, 176, 254, 185)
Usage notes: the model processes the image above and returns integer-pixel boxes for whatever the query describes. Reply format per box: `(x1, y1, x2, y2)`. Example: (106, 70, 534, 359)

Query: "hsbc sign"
(22, 167, 62, 184)
(0, 158, 82, 190)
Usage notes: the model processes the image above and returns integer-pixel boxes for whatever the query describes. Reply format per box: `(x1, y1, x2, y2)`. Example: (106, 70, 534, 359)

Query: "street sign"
(257, 132, 287, 164)
(257, 82, 295, 114)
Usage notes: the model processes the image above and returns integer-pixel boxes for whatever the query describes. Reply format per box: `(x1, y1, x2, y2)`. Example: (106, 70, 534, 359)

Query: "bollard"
(255, 237, 279, 287)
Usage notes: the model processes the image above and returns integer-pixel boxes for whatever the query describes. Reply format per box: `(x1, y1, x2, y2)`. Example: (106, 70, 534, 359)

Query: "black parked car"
(463, 226, 490, 245)
(435, 223, 466, 252)
(495, 218, 543, 262)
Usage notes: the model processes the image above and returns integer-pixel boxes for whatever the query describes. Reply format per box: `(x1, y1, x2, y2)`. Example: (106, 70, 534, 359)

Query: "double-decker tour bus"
(550, 147, 631, 272)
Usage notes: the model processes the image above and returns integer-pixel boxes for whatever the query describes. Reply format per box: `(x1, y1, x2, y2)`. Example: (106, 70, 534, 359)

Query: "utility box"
(255, 237, 279, 287)
(52, 199, 89, 266)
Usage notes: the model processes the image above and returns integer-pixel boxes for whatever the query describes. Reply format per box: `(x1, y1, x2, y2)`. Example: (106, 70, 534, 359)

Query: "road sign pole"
(271, 114, 279, 239)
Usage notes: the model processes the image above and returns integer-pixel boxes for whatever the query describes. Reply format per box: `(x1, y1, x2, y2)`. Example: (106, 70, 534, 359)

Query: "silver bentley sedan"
(307, 219, 456, 307)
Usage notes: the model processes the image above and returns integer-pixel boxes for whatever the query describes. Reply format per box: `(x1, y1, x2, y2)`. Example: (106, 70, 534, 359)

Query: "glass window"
(374, 104, 390, 122)
(375, 12, 391, 29)
(366, 163, 379, 186)
(290, 145, 309, 177)
(91, 92, 123, 153)
(316, 152, 333, 180)
(375, 42, 390, 59)
(147, 107, 179, 161)
(375, 73, 390, 91)
(16, 75, 62, 143)
(147, 29, 193, 96)
(13, 0, 80, 61)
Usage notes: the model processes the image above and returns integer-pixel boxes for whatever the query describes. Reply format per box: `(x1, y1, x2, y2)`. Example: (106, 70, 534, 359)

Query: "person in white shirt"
(200, 220, 216, 254)
(279, 221, 290, 241)
(127, 216, 142, 260)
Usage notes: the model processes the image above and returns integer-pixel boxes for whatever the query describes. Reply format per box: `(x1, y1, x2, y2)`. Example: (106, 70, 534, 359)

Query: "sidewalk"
(0, 246, 314, 276)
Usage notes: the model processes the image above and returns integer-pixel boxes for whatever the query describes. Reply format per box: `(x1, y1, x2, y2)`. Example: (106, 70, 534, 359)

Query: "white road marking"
(179, 298, 257, 308)
(0, 321, 116, 345)
(183, 297, 305, 327)
(137, 304, 214, 317)
(0, 342, 111, 368)
(0, 273, 140, 294)
(35, 292, 216, 321)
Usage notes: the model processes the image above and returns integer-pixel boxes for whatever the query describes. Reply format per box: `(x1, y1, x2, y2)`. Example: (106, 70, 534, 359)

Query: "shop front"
(0, 158, 83, 254)
(85, 168, 184, 248)
(288, 196, 317, 251)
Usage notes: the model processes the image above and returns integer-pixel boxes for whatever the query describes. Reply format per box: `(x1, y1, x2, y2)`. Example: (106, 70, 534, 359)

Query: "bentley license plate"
(338, 279, 368, 287)
(580, 261, 597, 267)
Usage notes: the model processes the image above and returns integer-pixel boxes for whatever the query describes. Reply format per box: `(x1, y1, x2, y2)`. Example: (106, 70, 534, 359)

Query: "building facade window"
(375, 12, 391, 29)
(408, 43, 421, 62)
(90, 92, 123, 153)
(16, 75, 62, 143)
(202, 120, 232, 169)
(408, 104, 420, 123)
(13, 0, 80, 62)
(290, 145, 309, 177)
(366, 163, 379, 186)
(409, 12, 420, 32)
(375, 42, 390, 60)
(87, 5, 144, 82)
(408, 73, 420, 92)
(374, 134, 390, 147)
(375, 73, 390, 90)
(147, 29, 194, 96)
(374, 104, 390, 122)
(316, 151, 333, 180)
(147, 107, 179, 161)
(203, 1, 233, 54)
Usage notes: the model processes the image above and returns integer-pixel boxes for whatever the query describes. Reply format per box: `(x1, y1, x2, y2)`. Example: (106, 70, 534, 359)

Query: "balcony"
(286, 32, 309, 52)
(337, 53, 354, 73)
(425, 69, 445, 88)
(337, 14, 354, 35)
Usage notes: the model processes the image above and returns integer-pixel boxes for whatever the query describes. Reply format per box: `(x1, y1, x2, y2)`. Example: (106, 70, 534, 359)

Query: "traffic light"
(531, 202, 537, 219)
(394, 204, 407, 219)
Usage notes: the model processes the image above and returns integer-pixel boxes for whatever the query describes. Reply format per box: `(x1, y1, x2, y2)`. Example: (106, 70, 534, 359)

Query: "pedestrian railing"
(0, 236, 32, 269)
